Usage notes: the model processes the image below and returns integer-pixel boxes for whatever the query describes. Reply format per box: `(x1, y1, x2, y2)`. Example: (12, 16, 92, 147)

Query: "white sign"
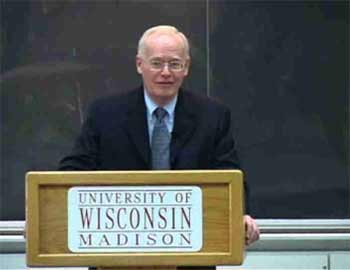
(68, 186, 202, 252)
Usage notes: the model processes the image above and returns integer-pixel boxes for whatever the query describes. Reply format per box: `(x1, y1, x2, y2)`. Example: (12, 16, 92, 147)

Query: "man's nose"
(160, 64, 171, 76)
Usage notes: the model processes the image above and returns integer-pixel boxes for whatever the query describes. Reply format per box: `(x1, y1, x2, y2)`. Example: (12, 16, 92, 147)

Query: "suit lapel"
(170, 90, 197, 166)
(124, 88, 151, 168)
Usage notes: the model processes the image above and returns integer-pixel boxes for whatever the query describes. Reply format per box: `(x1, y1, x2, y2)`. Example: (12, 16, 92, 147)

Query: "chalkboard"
(1, 0, 348, 220)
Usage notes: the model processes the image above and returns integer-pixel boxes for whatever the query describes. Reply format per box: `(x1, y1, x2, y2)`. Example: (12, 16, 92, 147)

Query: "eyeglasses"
(147, 59, 186, 72)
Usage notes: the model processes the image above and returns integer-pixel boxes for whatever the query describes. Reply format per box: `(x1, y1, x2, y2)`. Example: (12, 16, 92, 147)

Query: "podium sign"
(26, 170, 244, 267)
(68, 186, 203, 252)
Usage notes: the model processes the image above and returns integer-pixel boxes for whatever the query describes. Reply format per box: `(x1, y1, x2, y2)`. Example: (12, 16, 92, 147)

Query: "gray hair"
(137, 25, 190, 59)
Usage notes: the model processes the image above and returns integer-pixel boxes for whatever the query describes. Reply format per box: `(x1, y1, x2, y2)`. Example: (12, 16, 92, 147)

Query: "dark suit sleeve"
(212, 106, 240, 169)
(58, 103, 100, 170)
(212, 106, 251, 213)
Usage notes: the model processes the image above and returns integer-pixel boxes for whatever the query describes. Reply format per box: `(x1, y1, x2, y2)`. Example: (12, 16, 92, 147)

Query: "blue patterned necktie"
(151, 107, 170, 170)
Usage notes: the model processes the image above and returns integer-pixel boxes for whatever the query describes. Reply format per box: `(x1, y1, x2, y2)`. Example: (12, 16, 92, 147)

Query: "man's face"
(136, 33, 190, 106)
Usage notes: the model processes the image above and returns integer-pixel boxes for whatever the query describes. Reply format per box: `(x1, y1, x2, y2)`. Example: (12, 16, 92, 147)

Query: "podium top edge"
(26, 169, 243, 176)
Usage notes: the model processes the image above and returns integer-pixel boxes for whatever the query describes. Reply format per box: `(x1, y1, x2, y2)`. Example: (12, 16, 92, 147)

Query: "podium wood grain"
(26, 170, 245, 267)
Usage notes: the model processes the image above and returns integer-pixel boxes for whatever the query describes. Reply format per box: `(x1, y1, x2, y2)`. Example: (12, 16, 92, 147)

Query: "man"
(59, 25, 259, 245)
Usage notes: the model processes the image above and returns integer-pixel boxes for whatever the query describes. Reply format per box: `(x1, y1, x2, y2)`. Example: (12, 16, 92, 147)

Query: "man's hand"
(244, 214, 260, 245)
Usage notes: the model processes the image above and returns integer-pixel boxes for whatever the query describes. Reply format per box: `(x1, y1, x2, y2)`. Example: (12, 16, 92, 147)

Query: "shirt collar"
(143, 88, 177, 117)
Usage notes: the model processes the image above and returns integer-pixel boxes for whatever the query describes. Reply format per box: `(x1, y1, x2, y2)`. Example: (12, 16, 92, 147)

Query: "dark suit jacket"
(59, 87, 241, 171)
(58, 87, 249, 209)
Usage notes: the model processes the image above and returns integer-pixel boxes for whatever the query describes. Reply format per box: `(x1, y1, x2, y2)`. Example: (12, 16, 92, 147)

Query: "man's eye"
(151, 61, 162, 67)
(169, 62, 182, 69)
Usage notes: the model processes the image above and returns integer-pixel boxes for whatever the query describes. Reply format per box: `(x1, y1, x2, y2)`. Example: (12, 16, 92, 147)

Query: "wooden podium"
(26, 170, 245, 269)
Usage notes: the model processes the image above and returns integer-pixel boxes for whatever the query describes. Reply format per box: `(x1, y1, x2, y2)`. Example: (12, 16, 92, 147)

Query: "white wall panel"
(330, 253, 350, 269)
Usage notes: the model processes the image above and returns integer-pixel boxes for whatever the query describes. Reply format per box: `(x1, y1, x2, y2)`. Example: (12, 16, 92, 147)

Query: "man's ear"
(183, 58, 191, 76)
(136, 56, 143, 74)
